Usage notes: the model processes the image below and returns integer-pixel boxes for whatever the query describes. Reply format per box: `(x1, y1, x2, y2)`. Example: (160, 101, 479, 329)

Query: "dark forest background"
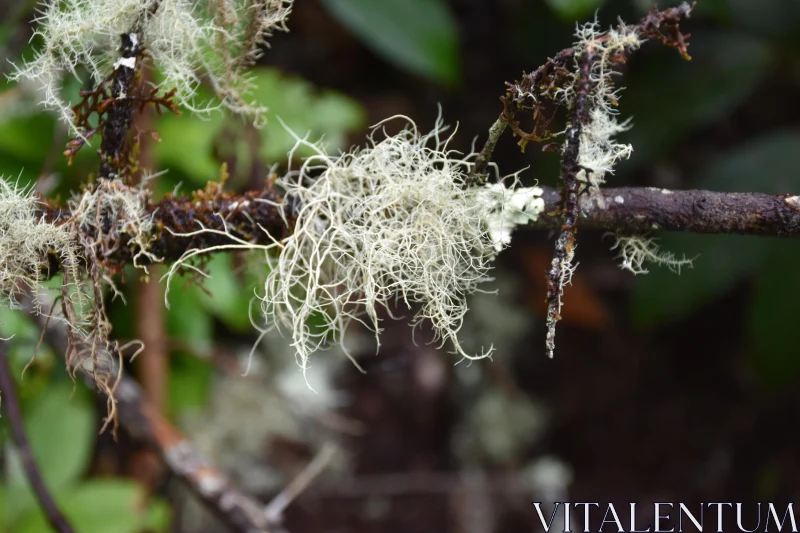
(2, 0, 800, 531)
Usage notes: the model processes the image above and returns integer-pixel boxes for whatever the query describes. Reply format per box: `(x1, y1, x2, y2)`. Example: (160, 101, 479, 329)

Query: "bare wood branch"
(32, 184, 800, 277)
(534, 186, 800, 238)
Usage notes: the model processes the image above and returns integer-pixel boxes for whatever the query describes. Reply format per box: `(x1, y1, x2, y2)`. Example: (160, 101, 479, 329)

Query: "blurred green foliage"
(0, 317, 170, 533)
(319, 0, 461, 85)
(545, 0, 607, 21)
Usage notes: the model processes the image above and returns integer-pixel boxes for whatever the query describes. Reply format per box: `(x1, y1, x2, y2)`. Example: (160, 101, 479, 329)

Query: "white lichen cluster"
(262, 116, 543, 377)
(70, 178, 158, 272)
(165, 116, 544, 379)
(609, 234, 694, 275)
(8, 0, 293, 129)
(477, 182, 545, 252)
(0, 178, 82, 313)
(0, 176, 157, 402)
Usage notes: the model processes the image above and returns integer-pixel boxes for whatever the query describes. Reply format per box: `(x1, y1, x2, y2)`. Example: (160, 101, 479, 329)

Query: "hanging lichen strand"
(501, 3, 694, 357)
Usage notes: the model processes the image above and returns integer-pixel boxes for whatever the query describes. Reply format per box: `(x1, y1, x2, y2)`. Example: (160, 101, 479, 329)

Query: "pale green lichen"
(609, 234, 694, 275)
(165, 116, 544, 381)
(262, 116, 543, 378)
(0, 177, 82, 314)
(8, 0, 293, 130)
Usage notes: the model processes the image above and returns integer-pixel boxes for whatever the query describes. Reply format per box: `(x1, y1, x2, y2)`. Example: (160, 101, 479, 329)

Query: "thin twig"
(468, 118, 507, 186)
(264, 442, 338, 523)
(0, 343, 76, 533)
(544, 49, 594, 359)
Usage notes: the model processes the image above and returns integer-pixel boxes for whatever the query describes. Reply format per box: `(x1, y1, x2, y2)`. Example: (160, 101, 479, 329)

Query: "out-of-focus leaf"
(319, 0, 460, 85)
(631, 233, 768, 326)
(4, 384, 94, 520)
(165, 277, 213, 354)
(694, 129, 800, 193)
(169, 352, 214, 416)
(154, 107, 225, 186)
(729, 0, 800, 45)
(0, 113, 56, 163)
(196, 253, 255, 331)
(13, 480, 169, 533)
(154, 68, 365, 185)
(747, 243, 800, 390)
(623, 31, 772, 167)
(545, 0, 606, 21)
(250, 68, 366, 161)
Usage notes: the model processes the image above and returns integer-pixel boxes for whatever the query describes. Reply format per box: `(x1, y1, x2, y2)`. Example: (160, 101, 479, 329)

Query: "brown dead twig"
(497, 2, 694, 154)
(65, 8, 180, 180)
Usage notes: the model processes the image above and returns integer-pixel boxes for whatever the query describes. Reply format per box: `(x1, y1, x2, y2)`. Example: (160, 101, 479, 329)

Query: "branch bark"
(33, 185, 800, 273)
(98, 30, 141, 180)
(535, 186, 800, 237)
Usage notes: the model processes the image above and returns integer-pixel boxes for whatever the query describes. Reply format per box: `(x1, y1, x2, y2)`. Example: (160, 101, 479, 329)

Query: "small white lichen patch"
(609, 234, 694, 275)
(577, 108, 633, 187)
(9, 0, 294, 130)
(568, 19, 642, 114)
(70, 178, 158, 271)
(476, 183, 545, 251)
(0, 178, 82, 312)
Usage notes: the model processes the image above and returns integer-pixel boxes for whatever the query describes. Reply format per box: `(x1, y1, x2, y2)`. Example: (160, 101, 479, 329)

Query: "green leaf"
(747, 243, 800, 390)
(0, 114, 56, 164)
(196, 253, 254, 331)
(154, 108, 225, 186)
(249, 68, 366, 162)
(4, 384, 94, 520)
(545, 0, 607, 21)
(154, 68, 365, 185)
(165, 277, 213, 354)
(631, 234, 769, 326)
(13, 480, 169, 533)
(168, 352, 214, 416)
(319, 0, 461, 85)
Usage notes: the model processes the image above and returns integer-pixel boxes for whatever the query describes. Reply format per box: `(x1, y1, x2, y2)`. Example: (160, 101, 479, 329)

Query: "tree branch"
(535, 186, 800, 237)
(33, 185, 800, 274)
(0, 343, 76, 533)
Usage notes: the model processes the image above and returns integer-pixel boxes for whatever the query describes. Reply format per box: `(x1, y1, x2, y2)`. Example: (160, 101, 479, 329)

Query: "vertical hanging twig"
(544, 49, 594, 358)
(0, 344, 77, 533)
(98, 30, 142, 180)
